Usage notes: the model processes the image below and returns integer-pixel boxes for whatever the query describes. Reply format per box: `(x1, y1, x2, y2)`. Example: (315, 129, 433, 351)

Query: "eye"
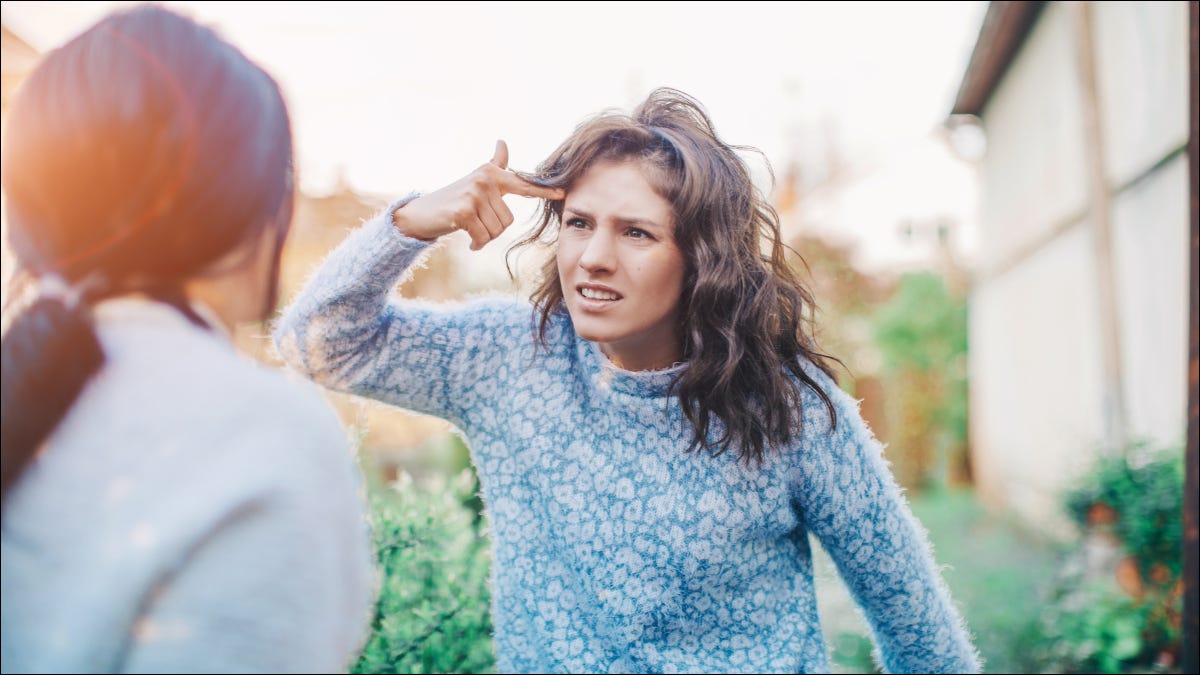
(564, 217, 590, 230)
(626, 227, 654, 240)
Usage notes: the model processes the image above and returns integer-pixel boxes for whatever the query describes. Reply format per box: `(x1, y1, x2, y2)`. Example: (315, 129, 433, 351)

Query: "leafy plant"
(352, 469, 495, 674)
(1064, 442, 1185, 581)
(1034, 443, 1184, 673)
(873, 272, 968, 490)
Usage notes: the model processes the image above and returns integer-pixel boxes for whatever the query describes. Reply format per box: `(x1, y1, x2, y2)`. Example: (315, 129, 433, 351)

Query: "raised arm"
(272, 142, 563, 426)
(790, 367, 981, 674)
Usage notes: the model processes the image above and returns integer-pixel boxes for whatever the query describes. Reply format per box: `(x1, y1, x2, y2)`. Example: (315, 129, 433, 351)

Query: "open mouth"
(579, 286, 622, 301)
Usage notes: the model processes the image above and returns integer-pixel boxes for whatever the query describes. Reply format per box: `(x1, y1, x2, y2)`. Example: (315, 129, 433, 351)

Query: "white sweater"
(1, 298, 375, 673)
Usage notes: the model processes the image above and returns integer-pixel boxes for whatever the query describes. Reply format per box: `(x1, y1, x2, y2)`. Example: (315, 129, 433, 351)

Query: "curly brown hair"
(509, 88, 841, 464)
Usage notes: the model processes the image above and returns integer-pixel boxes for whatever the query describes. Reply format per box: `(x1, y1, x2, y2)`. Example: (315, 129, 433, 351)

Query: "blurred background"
(1, 1, 1194, 673)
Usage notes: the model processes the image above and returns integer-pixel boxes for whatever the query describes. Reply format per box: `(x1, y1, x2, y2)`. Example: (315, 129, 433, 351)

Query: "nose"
(578, 228, 616, 274)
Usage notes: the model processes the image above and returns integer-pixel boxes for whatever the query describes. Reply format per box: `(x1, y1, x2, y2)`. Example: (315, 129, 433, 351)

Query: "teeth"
(580, 287, 619, 301)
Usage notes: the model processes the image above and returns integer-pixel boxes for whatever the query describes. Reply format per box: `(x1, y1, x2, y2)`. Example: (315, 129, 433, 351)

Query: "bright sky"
(1, 0, 988, 279)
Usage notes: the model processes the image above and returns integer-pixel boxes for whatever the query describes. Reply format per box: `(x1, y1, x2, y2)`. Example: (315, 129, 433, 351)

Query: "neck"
(598, 336, 682, 372)
(183, 268, 267, 336)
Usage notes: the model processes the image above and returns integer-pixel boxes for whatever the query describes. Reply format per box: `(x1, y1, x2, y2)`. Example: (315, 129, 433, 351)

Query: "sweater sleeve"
(272, 198, 527, 430)
(789, 366, 981, 674)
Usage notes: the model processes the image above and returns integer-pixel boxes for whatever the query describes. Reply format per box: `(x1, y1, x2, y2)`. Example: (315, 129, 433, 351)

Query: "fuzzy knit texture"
(273, 204, 982, 675)
(1, 298, 375, 674)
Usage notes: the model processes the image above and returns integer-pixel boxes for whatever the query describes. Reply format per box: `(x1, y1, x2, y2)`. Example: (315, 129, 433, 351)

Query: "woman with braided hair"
(1, 6, 373, 671)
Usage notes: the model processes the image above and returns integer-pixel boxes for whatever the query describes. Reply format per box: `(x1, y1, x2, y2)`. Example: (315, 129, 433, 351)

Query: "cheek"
(662, 277, 686, 318)
(635, 256, 685, 313)
(659, 254, 687, 303)
(555, 248, 573, 281)
(662, 283, 685, 318)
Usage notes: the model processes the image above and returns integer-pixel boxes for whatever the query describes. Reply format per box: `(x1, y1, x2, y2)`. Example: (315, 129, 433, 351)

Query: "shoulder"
(793, 356, 857, 438)
(218, 364, 356, 483)
(235, 365, 346, 441)
(165, 362, 364, 519)
(92, 303, 354, 479)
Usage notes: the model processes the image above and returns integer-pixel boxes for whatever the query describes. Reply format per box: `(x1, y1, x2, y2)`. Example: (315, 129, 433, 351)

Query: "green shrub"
(1064, 442, 1185, 581)
(873, 272, 968, 490)
(352, 469, 495, 674)
(1034, 443, 1184, 673)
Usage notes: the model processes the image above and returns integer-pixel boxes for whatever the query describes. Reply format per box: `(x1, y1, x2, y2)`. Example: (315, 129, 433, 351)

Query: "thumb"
(490, 139, 509, 170)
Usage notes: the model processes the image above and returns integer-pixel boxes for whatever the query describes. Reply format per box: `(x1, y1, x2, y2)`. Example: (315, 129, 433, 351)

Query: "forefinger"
(497, 171, 565, 200)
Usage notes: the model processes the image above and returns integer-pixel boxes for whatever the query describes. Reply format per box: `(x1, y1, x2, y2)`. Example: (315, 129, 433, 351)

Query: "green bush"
(873, 272, 968, 490)
(352, 469, 495, 674)
(1064, 442, 1185, 582)
(1034, 443, 1184, 674)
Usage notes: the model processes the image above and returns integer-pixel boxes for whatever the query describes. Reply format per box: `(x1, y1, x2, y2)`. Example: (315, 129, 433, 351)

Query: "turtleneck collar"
(576, 336, 687, 399)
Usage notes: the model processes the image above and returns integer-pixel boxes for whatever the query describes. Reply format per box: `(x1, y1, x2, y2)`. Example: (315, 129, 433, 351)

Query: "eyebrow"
(563, 207, 666, 231)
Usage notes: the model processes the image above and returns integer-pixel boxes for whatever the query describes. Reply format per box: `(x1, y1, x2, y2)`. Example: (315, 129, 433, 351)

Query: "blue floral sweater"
(273, 206, 980, 674)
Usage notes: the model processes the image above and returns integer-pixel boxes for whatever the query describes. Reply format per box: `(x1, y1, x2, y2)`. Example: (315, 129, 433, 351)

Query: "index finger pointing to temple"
(497, 171, 565, 200)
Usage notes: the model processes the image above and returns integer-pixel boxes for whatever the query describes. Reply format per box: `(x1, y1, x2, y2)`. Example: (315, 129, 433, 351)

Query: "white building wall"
(968, 0, 1189, 530)
(969, 225, 1106, 532)
(1094, 0, 1191, 448)
(977, 1, 1089, 275)
(1093, 1, 1190, 189)
(1111, 155, 1190, 447)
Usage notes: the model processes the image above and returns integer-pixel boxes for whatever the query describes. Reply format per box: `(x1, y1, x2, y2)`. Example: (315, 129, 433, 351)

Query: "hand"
(392, 140, 564, 250)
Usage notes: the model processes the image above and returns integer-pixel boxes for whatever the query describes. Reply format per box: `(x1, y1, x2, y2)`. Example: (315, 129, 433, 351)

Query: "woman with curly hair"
(274, 87, 979, 674)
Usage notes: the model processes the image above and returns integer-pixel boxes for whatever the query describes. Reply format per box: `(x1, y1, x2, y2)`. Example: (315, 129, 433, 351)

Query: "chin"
(567, 313, 622, 344)
(572, 325, 613, 344)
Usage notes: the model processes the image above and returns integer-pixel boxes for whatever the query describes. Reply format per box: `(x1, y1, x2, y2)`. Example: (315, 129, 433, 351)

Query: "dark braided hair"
(1, 5, 295, 502)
